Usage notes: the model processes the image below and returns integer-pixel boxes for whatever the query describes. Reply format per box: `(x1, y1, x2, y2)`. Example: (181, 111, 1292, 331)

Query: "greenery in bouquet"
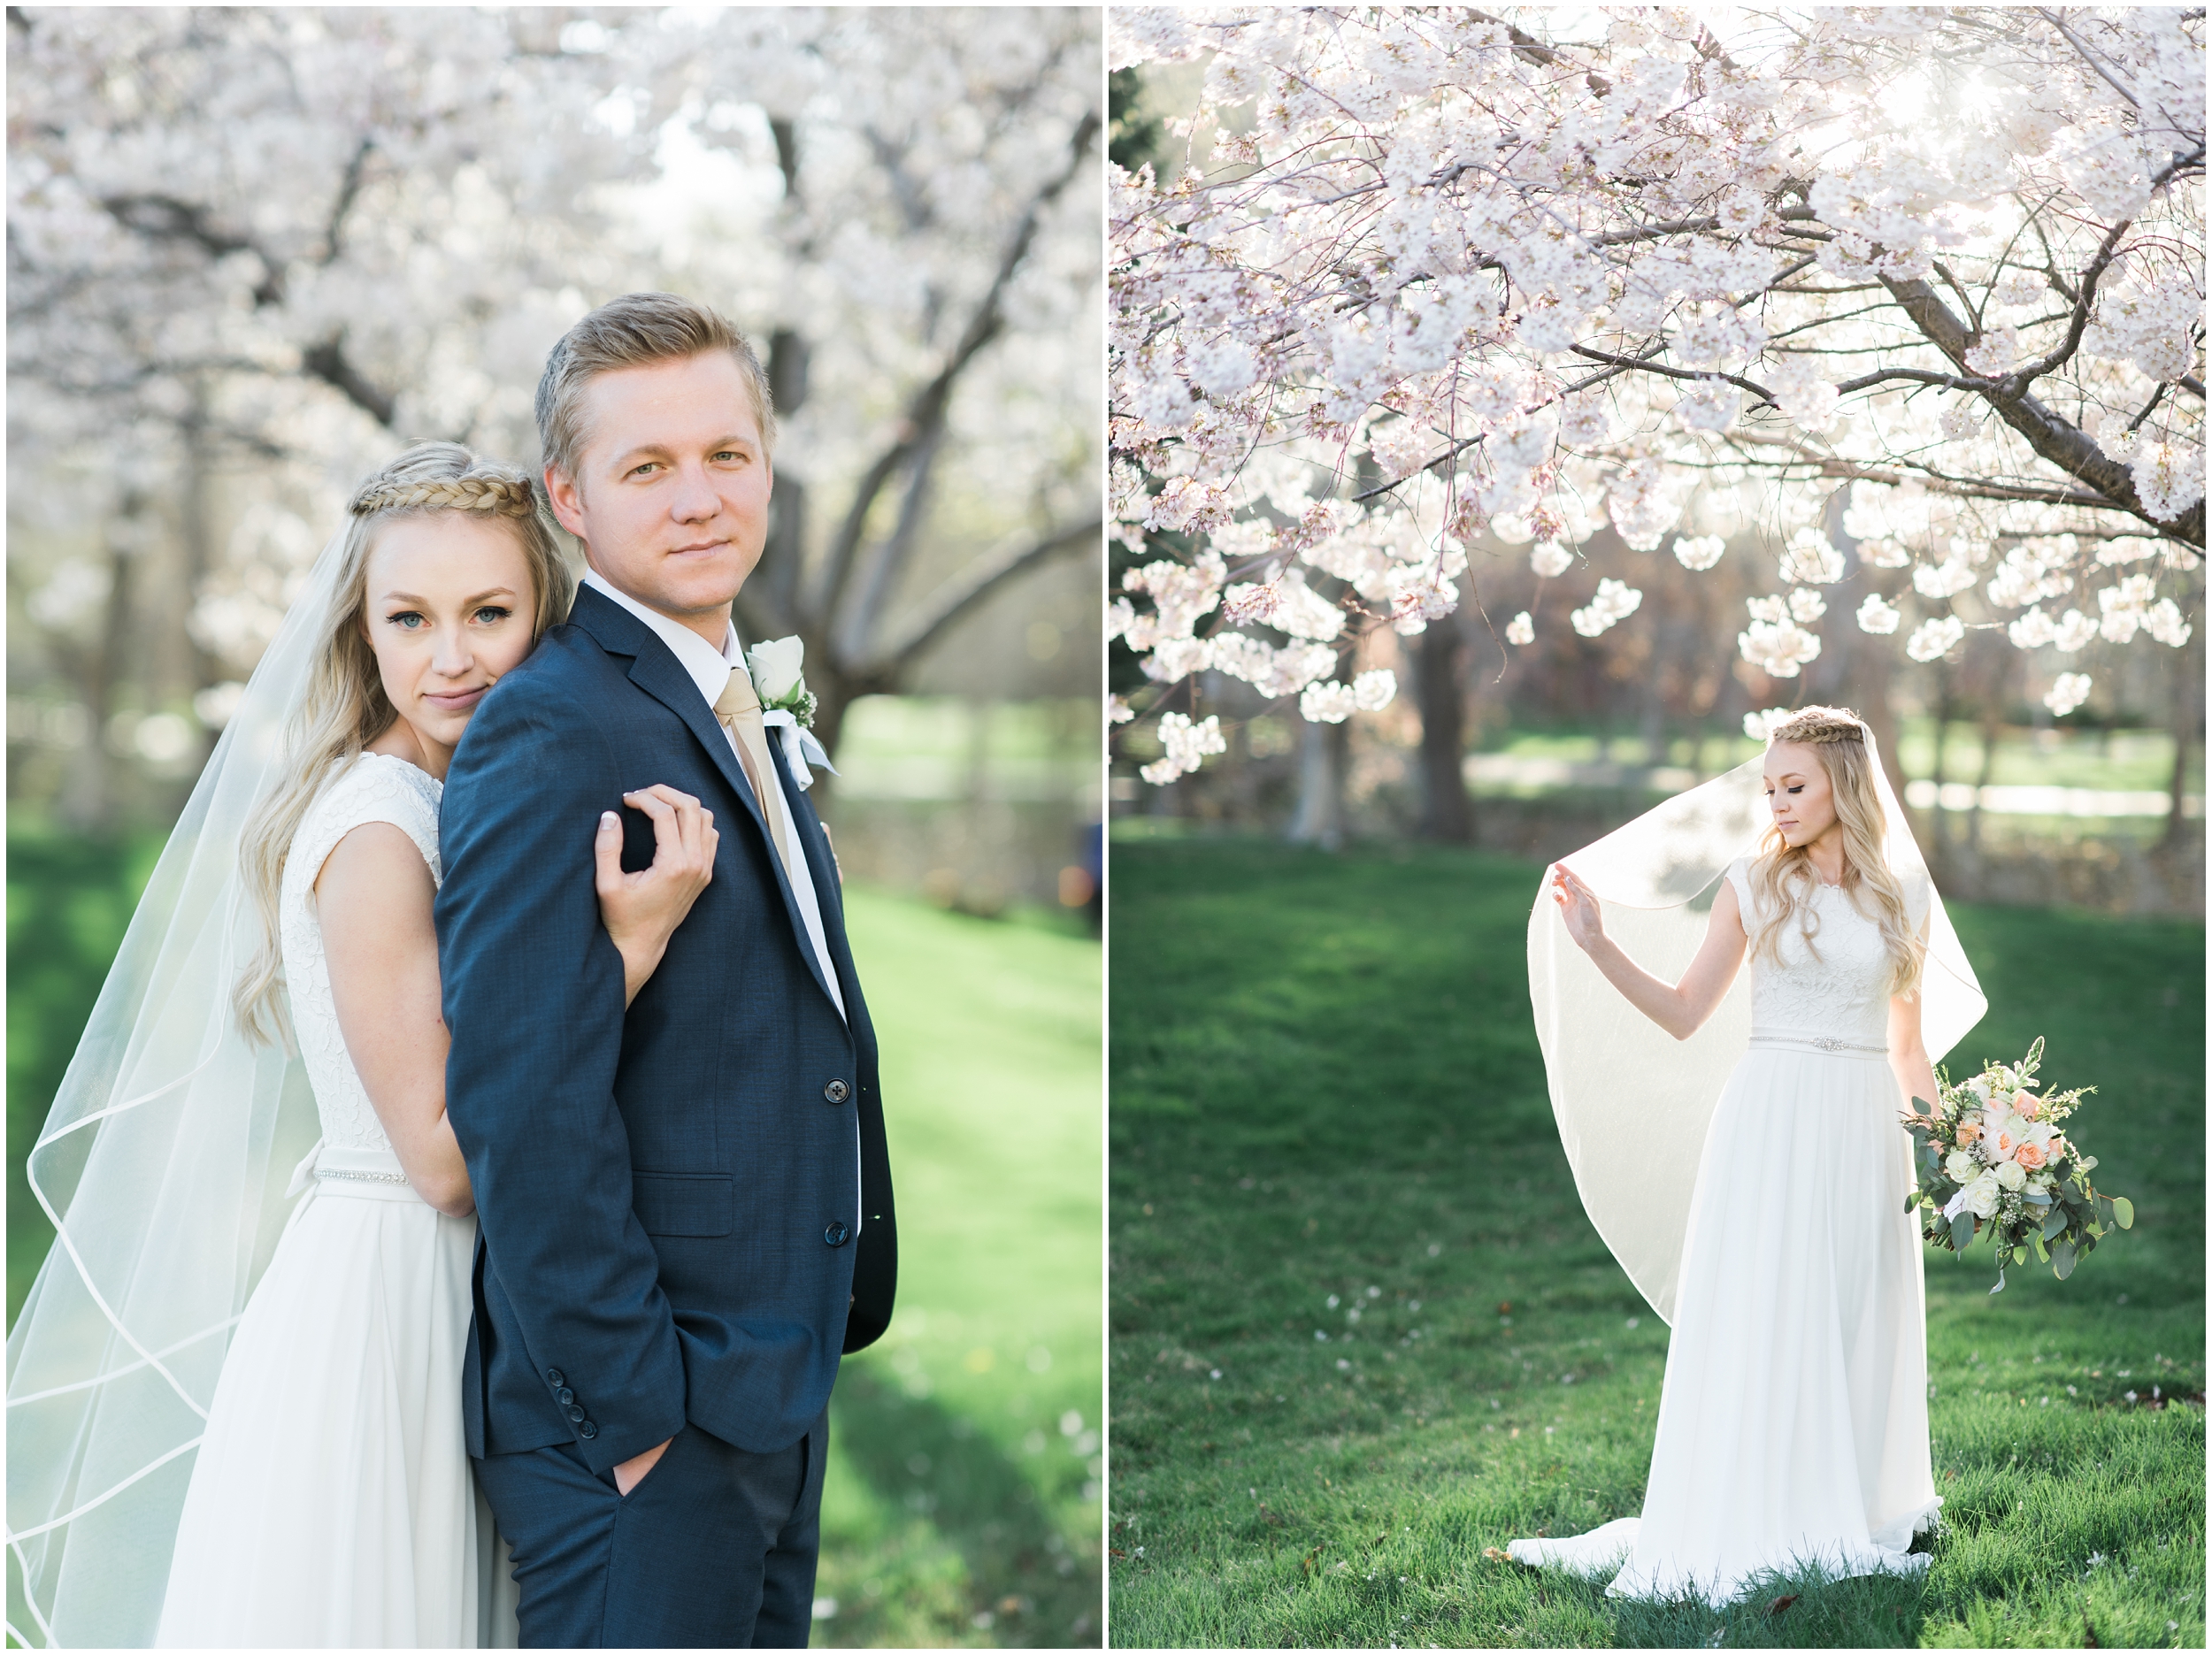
(1903, 1038, 2132, 1294)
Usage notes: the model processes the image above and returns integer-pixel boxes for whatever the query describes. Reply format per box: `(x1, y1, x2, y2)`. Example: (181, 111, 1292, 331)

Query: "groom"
(437, 292, 895, 1647)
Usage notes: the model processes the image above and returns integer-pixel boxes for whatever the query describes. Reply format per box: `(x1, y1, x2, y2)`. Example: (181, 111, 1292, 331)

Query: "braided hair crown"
(1765, 704, 1869, 746)
(347, 442, 538, 520)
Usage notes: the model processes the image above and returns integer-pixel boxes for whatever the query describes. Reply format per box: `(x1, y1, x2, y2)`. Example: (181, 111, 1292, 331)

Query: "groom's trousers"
(474, 1411, 828, 1648)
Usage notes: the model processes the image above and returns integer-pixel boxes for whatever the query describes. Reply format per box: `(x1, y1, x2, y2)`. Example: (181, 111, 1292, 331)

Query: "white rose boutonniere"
(747, 636, 815, 724)
(744, 635, 836, 790)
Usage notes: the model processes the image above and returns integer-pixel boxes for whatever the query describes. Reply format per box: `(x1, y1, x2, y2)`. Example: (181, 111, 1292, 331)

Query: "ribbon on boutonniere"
(747, 635, 838, 791)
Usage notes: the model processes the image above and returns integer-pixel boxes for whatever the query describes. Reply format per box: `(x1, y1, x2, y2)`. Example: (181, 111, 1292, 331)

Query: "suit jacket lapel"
(569, 587, 843, 1019)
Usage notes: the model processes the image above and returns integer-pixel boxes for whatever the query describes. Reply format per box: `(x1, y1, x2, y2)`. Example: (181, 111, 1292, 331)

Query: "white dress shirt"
(581, 571, 848, 1022)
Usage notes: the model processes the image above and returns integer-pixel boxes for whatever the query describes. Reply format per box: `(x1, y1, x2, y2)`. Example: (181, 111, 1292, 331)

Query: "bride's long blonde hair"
(233, 442, 574, 1046)
(1748, 705, 1926, 999)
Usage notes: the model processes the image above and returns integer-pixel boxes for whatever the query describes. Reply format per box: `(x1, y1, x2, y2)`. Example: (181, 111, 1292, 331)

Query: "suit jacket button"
(565, 1405, 586, 1423)
(578, 1421, 598, 1440)
(545, 1368, 565, 1387)
(824, 1221, 850, 1247)
(557, 1387, 575, 1406)
(824, 1078, 850, 1103)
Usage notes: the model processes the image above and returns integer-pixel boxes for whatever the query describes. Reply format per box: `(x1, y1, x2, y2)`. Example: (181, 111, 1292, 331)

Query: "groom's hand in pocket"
(613, 1437, 673, 1497)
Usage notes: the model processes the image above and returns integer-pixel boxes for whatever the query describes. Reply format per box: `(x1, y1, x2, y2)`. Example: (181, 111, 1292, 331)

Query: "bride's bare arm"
(1888, 992, 1941, 1120)
(1548, 862, 1747, 1040)
(1890, 908, 1942, 1116)
(317, 824, 472, 1217)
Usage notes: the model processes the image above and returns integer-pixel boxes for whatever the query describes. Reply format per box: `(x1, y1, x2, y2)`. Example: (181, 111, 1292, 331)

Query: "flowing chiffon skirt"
(156, 1177, 518, 1647)
(1509, 1042, 1940, 1604)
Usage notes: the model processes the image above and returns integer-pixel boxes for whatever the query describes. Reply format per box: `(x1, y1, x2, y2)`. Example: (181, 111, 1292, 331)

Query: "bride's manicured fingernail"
(600, 812, 618, 829)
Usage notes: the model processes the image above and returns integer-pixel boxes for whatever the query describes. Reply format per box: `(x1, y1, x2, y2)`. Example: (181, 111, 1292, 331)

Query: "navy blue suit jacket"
(436, 585, 895, 1475)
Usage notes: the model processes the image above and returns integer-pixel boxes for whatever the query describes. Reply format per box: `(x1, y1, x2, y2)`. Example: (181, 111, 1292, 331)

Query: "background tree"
(8, 6, 1101, 826)
(1107, 7, 2202, 808)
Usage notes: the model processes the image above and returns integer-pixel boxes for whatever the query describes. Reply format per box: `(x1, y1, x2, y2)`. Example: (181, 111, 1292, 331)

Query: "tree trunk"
(57, 510, 141, 831)
(2162, 629, 2200, 851)
(1928, 663, 1956, 877)
(1414, 618, 1472, 841)
(1288, 716, 1348, 849)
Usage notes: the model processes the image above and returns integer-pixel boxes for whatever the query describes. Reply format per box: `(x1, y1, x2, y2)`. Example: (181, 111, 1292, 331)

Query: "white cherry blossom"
(2046, 673, 2094, 717)
(1110, 7, 2203, 784)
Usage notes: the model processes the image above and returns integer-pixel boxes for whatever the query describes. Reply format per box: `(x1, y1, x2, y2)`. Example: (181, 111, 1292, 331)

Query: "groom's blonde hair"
(534, 292, 777, 485)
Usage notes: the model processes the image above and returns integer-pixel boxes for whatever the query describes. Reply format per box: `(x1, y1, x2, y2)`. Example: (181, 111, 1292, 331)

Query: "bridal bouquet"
(1902, 1038, 2132, 1294)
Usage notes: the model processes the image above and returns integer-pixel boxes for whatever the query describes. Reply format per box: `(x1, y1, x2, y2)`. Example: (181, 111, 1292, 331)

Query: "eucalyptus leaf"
(2112, 1196, 2134, 1230)
(2040, 1207, 2070, 1242)
(2051, 1237, 2078, 1279)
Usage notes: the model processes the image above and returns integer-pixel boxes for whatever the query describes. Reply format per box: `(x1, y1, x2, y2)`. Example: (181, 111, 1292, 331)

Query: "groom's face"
(546, 349, 772, 634)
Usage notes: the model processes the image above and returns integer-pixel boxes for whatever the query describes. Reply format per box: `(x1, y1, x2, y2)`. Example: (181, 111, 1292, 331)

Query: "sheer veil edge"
(6, 533, 349, 1648)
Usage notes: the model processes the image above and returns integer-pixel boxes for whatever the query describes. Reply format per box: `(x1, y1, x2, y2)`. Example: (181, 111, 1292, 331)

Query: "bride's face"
(1763, 741, 1839, 848)
(362, 513, 538, 754)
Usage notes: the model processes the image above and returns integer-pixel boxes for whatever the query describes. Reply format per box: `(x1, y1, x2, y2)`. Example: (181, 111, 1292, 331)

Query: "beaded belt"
(1748, 1030, 1888, 1059)
(294, 1141, 426, 1206)
(310, 1163, 428, 1207)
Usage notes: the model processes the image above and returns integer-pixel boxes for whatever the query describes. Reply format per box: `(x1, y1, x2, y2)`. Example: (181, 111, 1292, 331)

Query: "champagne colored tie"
(713, 668, 799, 883)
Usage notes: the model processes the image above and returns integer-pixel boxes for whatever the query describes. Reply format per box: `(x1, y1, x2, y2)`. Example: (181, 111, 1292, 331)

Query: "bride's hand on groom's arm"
(595, 785, 719, 1008)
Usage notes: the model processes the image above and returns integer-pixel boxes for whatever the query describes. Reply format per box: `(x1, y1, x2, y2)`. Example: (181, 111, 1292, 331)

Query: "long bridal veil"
(6, 534, 346, 1648)
(1525, 730, 1986, 1324)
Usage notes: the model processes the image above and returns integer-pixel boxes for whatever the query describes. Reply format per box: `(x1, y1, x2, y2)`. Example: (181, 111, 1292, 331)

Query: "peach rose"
(1955, 1121, 1981, 1146)
(2014, 1141, 2047, 1171)
(2013, 1092, 2040, 1120)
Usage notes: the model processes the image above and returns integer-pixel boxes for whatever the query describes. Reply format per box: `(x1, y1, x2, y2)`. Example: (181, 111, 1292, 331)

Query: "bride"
(1511, 705, 1985, 1605)
(8, 442, 718, 1647)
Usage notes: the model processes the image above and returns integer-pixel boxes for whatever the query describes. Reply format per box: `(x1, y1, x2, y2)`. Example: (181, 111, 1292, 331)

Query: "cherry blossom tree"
(1108, 6, 2204, 798)
(8, 7, 1100, 822)
(646, 8, 1102, 754)
(8, 6, 649, 818)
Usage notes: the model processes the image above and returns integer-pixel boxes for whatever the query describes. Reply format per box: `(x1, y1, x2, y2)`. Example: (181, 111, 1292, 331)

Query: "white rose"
(1994, 1161, 2026, 1192)
(748, 636, 807, 703)
(1965, 1075, 1993, 1102)
(1945, 1150, 1978, 1184)
(1962, 1175, 2001, 1219)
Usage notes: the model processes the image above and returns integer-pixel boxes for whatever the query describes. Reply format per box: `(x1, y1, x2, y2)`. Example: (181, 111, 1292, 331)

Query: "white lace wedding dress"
(157, 754, 517, 1647)
(1509, 854, 1941, 1604)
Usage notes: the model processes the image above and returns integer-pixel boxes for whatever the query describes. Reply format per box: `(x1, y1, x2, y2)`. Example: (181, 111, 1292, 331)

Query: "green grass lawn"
(6, 834, 1102, 1648)
(817, 891, 1103, 1647)
(1108, 839, 2203, 1649)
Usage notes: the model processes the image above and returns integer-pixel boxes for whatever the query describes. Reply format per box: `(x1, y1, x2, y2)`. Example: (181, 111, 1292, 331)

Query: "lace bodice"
(1725, 854, 1928, 1046)
(280, 754, 443, 1157)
